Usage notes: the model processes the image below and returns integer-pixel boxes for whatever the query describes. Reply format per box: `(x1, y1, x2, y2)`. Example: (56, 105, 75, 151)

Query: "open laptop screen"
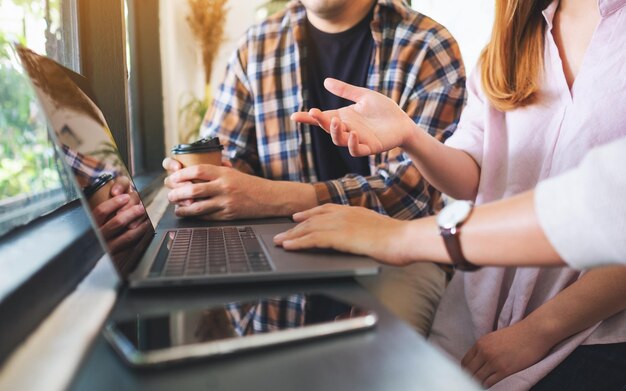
(16, 45, 155, 278)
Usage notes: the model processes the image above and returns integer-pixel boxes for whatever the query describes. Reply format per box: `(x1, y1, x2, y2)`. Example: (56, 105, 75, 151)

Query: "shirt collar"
(598, 0, 626, 16)
(543, 0, 626, 25)
(542, 0, 559, 30)
(287, 0, 409, 26)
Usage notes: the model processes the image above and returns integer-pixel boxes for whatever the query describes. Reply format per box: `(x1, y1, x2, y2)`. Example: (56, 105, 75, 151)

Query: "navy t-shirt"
(304, 9, 374, 181)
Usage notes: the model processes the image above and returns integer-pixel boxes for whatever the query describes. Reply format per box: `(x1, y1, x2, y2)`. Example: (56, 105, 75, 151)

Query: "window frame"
(0, 0, 166, 363)
(126, 0, 166, 174)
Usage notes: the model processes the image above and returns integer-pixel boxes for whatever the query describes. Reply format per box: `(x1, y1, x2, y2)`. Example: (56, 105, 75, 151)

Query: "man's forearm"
(261, 181, 318, 216)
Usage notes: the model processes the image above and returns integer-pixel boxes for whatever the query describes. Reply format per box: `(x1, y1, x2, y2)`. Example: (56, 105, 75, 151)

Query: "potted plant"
(178, 0, 229, 143)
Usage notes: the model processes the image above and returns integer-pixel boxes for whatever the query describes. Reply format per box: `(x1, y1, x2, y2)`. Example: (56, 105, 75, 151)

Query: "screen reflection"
(17, 45, 154, 276)
(114, 294, 368, 351)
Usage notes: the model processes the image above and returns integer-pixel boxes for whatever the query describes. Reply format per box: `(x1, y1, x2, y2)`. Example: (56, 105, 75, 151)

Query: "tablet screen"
(105, 293, 376, 365)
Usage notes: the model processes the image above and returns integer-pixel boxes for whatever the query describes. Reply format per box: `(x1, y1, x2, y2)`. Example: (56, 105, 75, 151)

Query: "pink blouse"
(430, 0, 626, 389)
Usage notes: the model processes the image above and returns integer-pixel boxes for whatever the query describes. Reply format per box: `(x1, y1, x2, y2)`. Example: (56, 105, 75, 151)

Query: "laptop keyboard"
(161, 227, 273, 277)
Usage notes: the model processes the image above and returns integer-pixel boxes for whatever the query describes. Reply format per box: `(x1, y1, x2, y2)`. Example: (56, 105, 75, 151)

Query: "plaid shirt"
(201, 0, 466, 219)
(60, 144, 114, 188)
(225, 295, 306, 335)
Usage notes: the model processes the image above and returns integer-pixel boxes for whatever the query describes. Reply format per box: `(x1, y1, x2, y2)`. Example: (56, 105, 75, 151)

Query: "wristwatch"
(436, 200, 480, 271)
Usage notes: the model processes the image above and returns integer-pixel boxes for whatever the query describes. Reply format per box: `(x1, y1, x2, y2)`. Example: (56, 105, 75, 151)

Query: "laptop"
(16, 45, 379, 288)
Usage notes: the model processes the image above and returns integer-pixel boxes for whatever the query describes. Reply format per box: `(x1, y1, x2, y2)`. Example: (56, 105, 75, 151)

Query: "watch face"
(437, 201, 473, 230)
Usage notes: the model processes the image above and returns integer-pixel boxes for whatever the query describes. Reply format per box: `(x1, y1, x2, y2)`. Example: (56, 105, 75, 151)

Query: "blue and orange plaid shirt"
(201, 0, 466, 219)
(60, 144, 114, 189)
(225, 295, 306, 335)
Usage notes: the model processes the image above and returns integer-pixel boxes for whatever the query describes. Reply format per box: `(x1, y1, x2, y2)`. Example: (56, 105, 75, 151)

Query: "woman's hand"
(273, 204, 413, 266)
(291, 78, 418, 156)
(461, 320, 556, 388)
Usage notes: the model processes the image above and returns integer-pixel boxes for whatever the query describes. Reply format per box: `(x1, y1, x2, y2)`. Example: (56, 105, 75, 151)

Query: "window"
(0, 0, 97, 363)
(0, 0, 79, 237)
(0, 0, 167, 364)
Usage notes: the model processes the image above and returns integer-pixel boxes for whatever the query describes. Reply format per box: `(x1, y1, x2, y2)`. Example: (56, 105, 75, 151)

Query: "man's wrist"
(270, 181, 318, 216)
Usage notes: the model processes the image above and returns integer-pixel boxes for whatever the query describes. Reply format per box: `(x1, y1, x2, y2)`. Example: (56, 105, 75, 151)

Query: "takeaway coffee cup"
(170, 137, 224, 168)
(84, 173, 115, 210)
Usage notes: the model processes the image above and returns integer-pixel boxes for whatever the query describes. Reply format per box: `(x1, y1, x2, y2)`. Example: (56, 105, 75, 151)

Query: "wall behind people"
(412, 0, 494, 73)
(160, 0, 494, 152)
(159, 0, 266, 152)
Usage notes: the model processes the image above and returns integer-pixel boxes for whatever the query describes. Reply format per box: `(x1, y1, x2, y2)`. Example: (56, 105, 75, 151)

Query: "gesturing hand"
(273, 204, 412, 266)
(461, 321, 555, 388)
(291, 78, 417, 156)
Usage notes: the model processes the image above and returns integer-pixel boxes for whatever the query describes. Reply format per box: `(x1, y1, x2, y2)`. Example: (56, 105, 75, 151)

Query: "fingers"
(176, 199, 194, 207)
(162, 157, 182, 173)
(292, 203, 344, 222)
(310, 108, 342, 132)
(324, 78, 369, 103)
(473, 361, 495, 385)
(100, 204, 146, 239)
(166, 164, 222, 186)
(291, 112, 321, 126)
(291, 109, 341, 134)
(273, 222, 334, 249)
(167, 181, 222, 203)
(281, 233, 333, 251)
(461, 345, 478, 369)
(483, 373, 504, 389)
(163, 175, 192, 189)
(347, 132, 373, 156)
(309, 109, 332, 132)
(110, 175, 131, 196)
(108, 220, 151, 254)
(274, 209, 339, 245)
(462, 344, 499, 388)
(462, 345, 486, 377)
(92, 194, 130, 225)
(329, 117, 350, 147)
(174, 198, 223, 218)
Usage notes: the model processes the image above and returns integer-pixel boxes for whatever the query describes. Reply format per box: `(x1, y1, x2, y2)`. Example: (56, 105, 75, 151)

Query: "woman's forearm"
(522, 266, 626, 348)
(402, 127, 481, 200)
(404, 191, 564, 267)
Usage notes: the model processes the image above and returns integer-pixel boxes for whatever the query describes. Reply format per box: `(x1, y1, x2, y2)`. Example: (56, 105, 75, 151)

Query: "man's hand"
(163, 163, 317, 220)
(291, 78, 417, 156)
(92, 193, 150, 254)
(109, 175, 141, 212)
(461, 320, 555, 388)
(162, 157, 232, 207)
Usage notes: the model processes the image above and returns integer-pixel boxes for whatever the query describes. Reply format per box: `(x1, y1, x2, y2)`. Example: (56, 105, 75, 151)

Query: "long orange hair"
(480, 0, 552, 111)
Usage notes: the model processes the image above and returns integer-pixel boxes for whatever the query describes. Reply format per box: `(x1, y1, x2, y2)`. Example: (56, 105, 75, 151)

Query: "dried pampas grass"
(187, 0, 229, 84)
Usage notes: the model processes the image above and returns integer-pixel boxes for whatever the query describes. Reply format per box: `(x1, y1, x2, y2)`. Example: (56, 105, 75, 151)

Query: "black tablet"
(103, 293, 377, 367)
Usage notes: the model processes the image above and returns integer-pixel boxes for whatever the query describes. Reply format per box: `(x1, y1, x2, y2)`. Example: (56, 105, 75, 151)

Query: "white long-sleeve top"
(429, 1, 626, 389)
(535, 136, 626, 269)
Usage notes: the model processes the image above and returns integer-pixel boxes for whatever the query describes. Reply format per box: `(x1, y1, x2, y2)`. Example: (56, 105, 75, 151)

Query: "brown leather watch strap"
(440, 228, 480, 271)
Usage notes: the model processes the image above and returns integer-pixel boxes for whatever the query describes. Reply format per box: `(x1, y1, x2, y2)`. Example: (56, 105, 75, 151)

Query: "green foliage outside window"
(0, 33, 62, 199)
(0, 0, 66, 202)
